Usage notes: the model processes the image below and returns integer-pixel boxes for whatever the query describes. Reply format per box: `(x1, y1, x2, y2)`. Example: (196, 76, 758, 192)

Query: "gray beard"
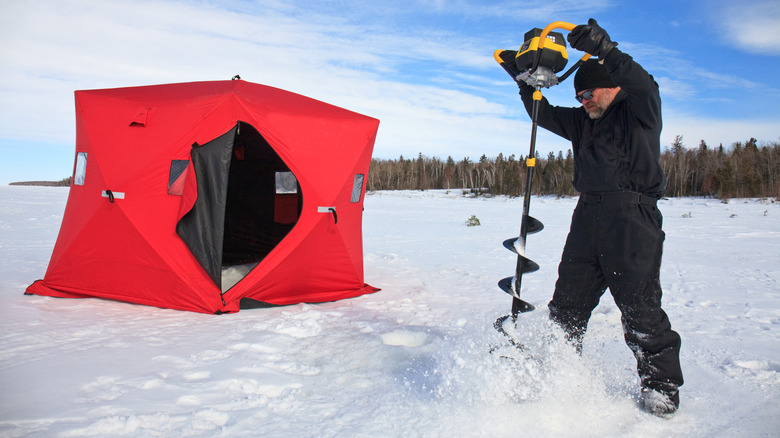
(588, 108, 605, 119)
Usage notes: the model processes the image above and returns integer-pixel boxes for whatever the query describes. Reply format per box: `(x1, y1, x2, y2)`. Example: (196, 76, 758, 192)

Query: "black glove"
(567, 18, 617, 58)
(496, 50, 523, 83)
(495, 50, 535, 94)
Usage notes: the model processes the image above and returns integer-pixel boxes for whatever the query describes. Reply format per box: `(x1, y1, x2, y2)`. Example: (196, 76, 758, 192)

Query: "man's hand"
(567, 18, 617, 58)
(495, 50, 538, 92)
(496, 50, 523, 82)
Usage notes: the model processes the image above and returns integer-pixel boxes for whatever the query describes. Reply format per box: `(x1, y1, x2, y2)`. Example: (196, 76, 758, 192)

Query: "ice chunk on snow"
(380, 330, 429, 347)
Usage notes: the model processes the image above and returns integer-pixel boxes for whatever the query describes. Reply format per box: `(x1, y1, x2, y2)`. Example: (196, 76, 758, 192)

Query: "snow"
(1, 186, 779, 437)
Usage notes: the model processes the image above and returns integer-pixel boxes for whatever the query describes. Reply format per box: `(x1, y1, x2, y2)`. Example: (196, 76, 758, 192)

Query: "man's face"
(577, 87, 616, 119)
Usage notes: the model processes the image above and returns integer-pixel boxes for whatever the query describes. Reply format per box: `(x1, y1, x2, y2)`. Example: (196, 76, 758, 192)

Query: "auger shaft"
(507, 87, 542, 317)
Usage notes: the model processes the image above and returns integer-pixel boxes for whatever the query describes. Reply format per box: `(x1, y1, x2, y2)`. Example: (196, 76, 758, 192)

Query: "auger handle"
(539, 21, 578, 43)
(530, 21, 592, 75)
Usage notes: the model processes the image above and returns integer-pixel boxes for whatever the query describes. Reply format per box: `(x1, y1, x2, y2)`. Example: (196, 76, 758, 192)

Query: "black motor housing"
(515, 28, 568, 73)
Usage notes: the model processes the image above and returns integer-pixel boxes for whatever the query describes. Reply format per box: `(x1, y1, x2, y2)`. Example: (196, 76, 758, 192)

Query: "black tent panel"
(176, 125, 236, 288)
(176, 122, 302, 292)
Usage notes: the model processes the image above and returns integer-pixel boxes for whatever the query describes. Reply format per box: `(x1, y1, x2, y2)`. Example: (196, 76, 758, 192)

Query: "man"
(513, 19, 684, 416)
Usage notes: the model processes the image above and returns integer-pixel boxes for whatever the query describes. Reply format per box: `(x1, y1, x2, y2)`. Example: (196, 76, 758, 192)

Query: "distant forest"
(367, 137, 780, 200)
(9, 177, 71, 187)
(10, 137, 779, 200)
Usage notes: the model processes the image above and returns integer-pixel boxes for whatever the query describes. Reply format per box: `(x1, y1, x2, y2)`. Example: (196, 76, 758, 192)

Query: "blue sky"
(1, 0, 779, 184)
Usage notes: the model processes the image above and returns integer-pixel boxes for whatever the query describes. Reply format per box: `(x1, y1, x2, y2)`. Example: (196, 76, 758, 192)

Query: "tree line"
(9, 177, 72, 187)
(366, 137, 780, 200)
(10, 137, 778, 199)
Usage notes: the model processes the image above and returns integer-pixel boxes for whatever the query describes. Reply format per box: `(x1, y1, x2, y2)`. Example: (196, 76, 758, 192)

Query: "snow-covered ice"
(1, 186, 778, 437)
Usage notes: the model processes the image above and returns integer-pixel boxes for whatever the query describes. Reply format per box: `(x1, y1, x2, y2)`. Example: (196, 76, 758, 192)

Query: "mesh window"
(168, 160, 189, 195)
(275, 171, 298, 194)
(74, 152, 87, 186)
(350, 174, 365, 203)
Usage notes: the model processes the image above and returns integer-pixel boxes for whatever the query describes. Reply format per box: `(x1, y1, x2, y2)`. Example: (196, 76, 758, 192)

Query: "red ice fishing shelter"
(26, 79, 380, 314)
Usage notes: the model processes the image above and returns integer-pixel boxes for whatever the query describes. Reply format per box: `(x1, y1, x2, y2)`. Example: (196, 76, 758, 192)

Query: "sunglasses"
(575, 89, 595, 103)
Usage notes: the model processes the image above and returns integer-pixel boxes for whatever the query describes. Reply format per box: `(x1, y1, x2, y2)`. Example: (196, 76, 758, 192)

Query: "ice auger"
(493, 22, 591, 343)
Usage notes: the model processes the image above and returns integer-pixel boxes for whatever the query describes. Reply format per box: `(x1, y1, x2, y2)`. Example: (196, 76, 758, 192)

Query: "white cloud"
(717, 0, 780, 55)
(449, 0, 613, 22)
(0, 0, 524, 155)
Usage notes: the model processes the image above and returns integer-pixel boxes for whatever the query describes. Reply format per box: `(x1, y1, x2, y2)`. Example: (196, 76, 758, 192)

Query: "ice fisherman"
(513, 19, 684, 416)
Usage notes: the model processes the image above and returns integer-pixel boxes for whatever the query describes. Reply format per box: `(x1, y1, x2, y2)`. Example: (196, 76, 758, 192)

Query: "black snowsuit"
(519, 48, 684, 393)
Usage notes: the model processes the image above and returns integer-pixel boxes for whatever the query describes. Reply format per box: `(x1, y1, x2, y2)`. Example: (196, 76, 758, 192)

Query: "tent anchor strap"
(101, 190, 125, 203)
(317, 206, 338, 224)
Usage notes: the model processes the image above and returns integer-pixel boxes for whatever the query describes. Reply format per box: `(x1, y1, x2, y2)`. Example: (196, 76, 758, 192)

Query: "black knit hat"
(574, 59, 617, 93)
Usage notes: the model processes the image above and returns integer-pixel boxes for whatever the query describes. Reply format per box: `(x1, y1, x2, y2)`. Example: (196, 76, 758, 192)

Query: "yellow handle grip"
(538, 21, 577, 45)
(537, 21, 591, 63)
(493, 49, 505, 65)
